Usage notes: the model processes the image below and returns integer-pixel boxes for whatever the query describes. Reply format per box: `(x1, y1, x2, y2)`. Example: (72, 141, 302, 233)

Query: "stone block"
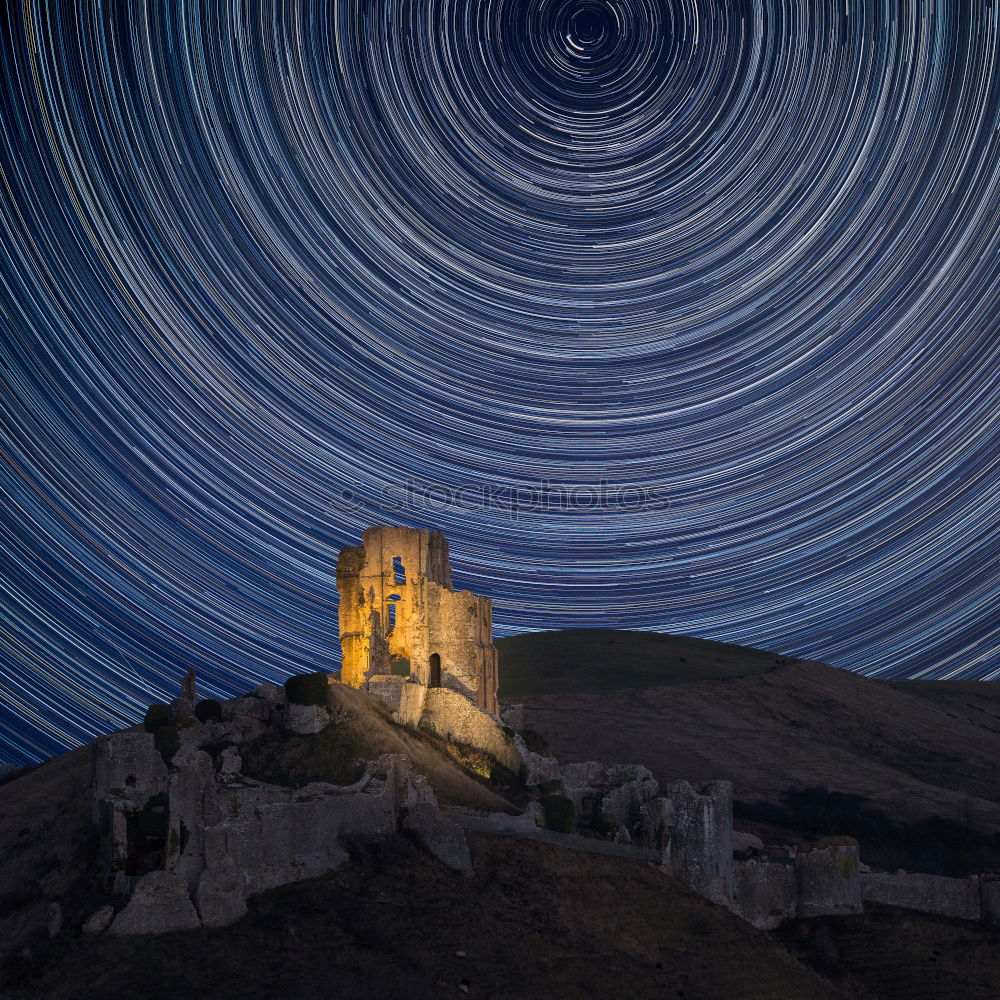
(403, 803, 473, 874)
(397, 679, 428, 726)
(81, 905, 115, 935)
(734, 859, 797, 929)
(284, 702, 331, 734)
(196, 864, 249, 927)
(109, 871, 201, 936)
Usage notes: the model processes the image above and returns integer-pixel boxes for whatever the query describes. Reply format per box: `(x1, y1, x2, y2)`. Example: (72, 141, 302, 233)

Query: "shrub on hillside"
(284, 672, 329, 706)
(595, 811, 621, 840)
(195, 698, 222, 723)
(542, 794, 575, 834)
(154, 725, 180, 764)
(143, 704, 171, 733)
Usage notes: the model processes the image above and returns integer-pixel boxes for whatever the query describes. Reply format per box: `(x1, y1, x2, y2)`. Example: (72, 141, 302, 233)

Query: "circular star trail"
(1, 1, 998, 764)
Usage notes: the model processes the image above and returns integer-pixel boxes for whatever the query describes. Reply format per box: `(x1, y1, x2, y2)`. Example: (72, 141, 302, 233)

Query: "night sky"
(1, 1, 998, 765)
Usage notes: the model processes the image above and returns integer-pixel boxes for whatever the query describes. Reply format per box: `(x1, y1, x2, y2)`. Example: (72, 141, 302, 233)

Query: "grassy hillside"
(242, 681, 515, 811)
(497, 628, 797, 698)
(505, 630, 1000, 876)
(5, 642, 1000, 997)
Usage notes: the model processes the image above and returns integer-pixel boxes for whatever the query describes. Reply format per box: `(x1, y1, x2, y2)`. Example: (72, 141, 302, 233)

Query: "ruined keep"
(336, 525, 499, 715)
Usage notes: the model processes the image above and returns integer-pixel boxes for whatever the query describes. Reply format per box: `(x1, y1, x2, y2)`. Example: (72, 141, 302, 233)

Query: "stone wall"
(665, 780, 733, 906)
(861, 871, 981, 921)
(795, 842, 862, 917)
(90, 731, 168, 824)
(733, 859, 797, 929)
(419, 686, 521, 773)
(979, 874, 1000, 924)
(365, 675, 427, 727)
(91, 678, 476, 935)
(559, 761, 660, 838)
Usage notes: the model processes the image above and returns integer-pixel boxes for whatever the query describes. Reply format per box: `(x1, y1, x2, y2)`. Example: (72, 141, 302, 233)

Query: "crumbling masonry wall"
(337, 526, 499, 714)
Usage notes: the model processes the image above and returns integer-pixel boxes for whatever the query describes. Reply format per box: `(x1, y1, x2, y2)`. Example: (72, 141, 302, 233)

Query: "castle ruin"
(84, 524, 1000, 937)
(336, 525, 499, 715)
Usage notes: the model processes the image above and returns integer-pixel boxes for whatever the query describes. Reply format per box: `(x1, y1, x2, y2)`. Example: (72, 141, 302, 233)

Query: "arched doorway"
(428, 653, 441, 688)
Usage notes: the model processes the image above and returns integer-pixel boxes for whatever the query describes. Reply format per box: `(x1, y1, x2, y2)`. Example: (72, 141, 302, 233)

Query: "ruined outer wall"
(430, 586, 499, 713)
(861, 871, 981, 921)
(665, 780, 733, 906)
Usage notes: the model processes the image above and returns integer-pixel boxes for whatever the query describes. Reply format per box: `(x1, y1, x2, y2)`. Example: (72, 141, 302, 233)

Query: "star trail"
(1, 1, 998, 764)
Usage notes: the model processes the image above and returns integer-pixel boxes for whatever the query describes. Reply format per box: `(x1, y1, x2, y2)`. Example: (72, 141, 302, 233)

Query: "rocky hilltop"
(3, 644, 1000, 997)
(2, 528, 999, 998)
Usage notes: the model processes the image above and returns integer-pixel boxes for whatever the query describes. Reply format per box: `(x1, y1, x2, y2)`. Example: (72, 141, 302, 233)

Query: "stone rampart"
(861, 871, 981, 921)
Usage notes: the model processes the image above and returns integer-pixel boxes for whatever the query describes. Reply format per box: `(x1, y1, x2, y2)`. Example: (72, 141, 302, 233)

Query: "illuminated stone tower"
(336, 525, 499, 715)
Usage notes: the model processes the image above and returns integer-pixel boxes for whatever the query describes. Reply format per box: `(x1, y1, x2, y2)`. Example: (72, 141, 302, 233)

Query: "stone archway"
(429, 652, 441, 688)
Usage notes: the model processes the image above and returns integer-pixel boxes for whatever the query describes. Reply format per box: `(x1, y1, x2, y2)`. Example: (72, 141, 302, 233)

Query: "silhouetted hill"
(498, 628, 794, 698)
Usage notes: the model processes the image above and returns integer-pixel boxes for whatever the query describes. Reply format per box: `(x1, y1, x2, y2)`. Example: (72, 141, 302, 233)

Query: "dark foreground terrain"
(6, 832, 845, 1000)
(2, 629, 999, 998)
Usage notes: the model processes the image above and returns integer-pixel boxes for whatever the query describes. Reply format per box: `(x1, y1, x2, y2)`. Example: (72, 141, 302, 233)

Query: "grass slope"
(506, 630, 1000, 876)
(779, 903, 1000, 1000)
(242, 681, 514, 811)
(497, 628, 797, 699)
(5, 833, 843, 1000)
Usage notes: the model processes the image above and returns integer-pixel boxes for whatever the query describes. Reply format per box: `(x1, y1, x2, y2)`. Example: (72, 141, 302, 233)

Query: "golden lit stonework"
(336, 525, 499, 715)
